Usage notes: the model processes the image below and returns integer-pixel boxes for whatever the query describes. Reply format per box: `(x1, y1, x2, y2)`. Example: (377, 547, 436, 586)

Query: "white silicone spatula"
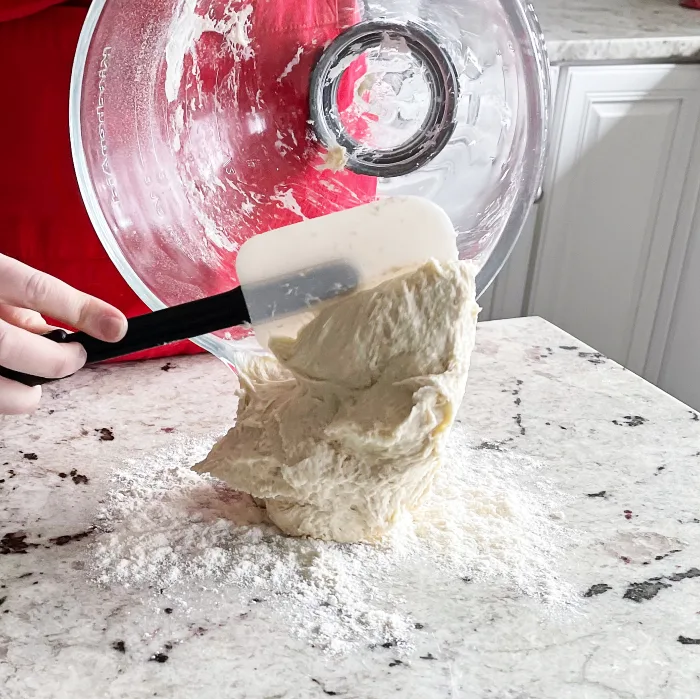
(0, 196, 458, 386)
(237, 195, 458, 349)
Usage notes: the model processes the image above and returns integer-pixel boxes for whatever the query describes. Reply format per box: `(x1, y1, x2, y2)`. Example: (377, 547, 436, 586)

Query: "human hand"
(0, 254, 127, 415)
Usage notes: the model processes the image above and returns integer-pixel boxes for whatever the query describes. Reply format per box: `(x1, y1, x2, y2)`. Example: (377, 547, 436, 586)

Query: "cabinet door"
(480, 67, 559, 322)
(655, 214, 700, 410)
(528, 64, 700, 377)
(480, 202, 538, 320)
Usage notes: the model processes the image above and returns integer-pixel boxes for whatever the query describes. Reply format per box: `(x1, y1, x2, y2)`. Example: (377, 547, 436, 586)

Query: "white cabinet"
(653, 194, 700, 409)
(479, 201, 539, 320)
(479, 62, 700, 408)
(527, 64, 700, 382)
(479, 67, 559, 322)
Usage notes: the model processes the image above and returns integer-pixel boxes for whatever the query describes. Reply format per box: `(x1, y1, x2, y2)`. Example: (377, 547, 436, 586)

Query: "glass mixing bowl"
(70, 0, 550, 362)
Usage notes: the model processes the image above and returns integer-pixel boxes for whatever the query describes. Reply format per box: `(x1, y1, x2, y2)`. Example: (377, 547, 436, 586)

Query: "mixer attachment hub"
(309, 19, 460, 178)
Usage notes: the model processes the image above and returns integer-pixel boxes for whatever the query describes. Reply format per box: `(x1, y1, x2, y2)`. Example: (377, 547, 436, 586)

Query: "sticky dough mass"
(194, 259, 480, 543)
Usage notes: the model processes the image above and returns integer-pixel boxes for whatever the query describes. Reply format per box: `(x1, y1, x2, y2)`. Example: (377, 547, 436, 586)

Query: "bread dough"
(194, 259, 480, 543)
(316, 142, 349, 173)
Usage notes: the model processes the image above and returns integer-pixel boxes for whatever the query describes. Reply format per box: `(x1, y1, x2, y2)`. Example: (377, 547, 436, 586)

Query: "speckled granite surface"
(1, 317, 700, 699)
(536, 0, 700, 63)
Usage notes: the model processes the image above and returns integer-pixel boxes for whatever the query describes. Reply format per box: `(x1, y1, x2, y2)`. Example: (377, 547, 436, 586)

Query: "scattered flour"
(89, 432, 578, 654)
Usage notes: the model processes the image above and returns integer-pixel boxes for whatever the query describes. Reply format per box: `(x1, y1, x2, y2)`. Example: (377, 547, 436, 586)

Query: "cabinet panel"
(528, 64, 700, 376)
(483, 203, 538, 320)
(480, 67, 559, 322)
(657, 213, 700, 410)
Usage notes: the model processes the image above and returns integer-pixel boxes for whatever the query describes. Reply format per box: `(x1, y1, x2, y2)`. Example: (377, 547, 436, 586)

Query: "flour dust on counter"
(89, 428, 579, 655)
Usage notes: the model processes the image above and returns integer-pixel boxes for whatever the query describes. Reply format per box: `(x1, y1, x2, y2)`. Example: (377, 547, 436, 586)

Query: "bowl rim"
(69, 0, 221, 357)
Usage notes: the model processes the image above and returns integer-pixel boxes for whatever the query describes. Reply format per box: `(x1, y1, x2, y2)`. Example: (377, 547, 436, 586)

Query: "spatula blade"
(236, 196, 458, 349)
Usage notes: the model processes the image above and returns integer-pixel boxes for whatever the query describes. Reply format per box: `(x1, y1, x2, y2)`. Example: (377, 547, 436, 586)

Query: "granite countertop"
(2, 316, 700, 698)
(535, 0, 700, 63)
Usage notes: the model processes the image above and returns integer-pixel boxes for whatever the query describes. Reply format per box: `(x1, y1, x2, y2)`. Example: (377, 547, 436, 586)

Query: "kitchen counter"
(2, 316, 700, 699)
(536, 0, 700, 63)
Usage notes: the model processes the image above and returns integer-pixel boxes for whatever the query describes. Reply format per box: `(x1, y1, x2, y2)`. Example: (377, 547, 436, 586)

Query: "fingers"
(0, 318, 87, 379)
(0, 254, 127, 342)
(0, 377, 42, 415)
(0, 305, 55, 334)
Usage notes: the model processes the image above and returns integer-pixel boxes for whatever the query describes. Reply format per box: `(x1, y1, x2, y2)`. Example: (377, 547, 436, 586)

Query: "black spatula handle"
(0, 286, 250, 387)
